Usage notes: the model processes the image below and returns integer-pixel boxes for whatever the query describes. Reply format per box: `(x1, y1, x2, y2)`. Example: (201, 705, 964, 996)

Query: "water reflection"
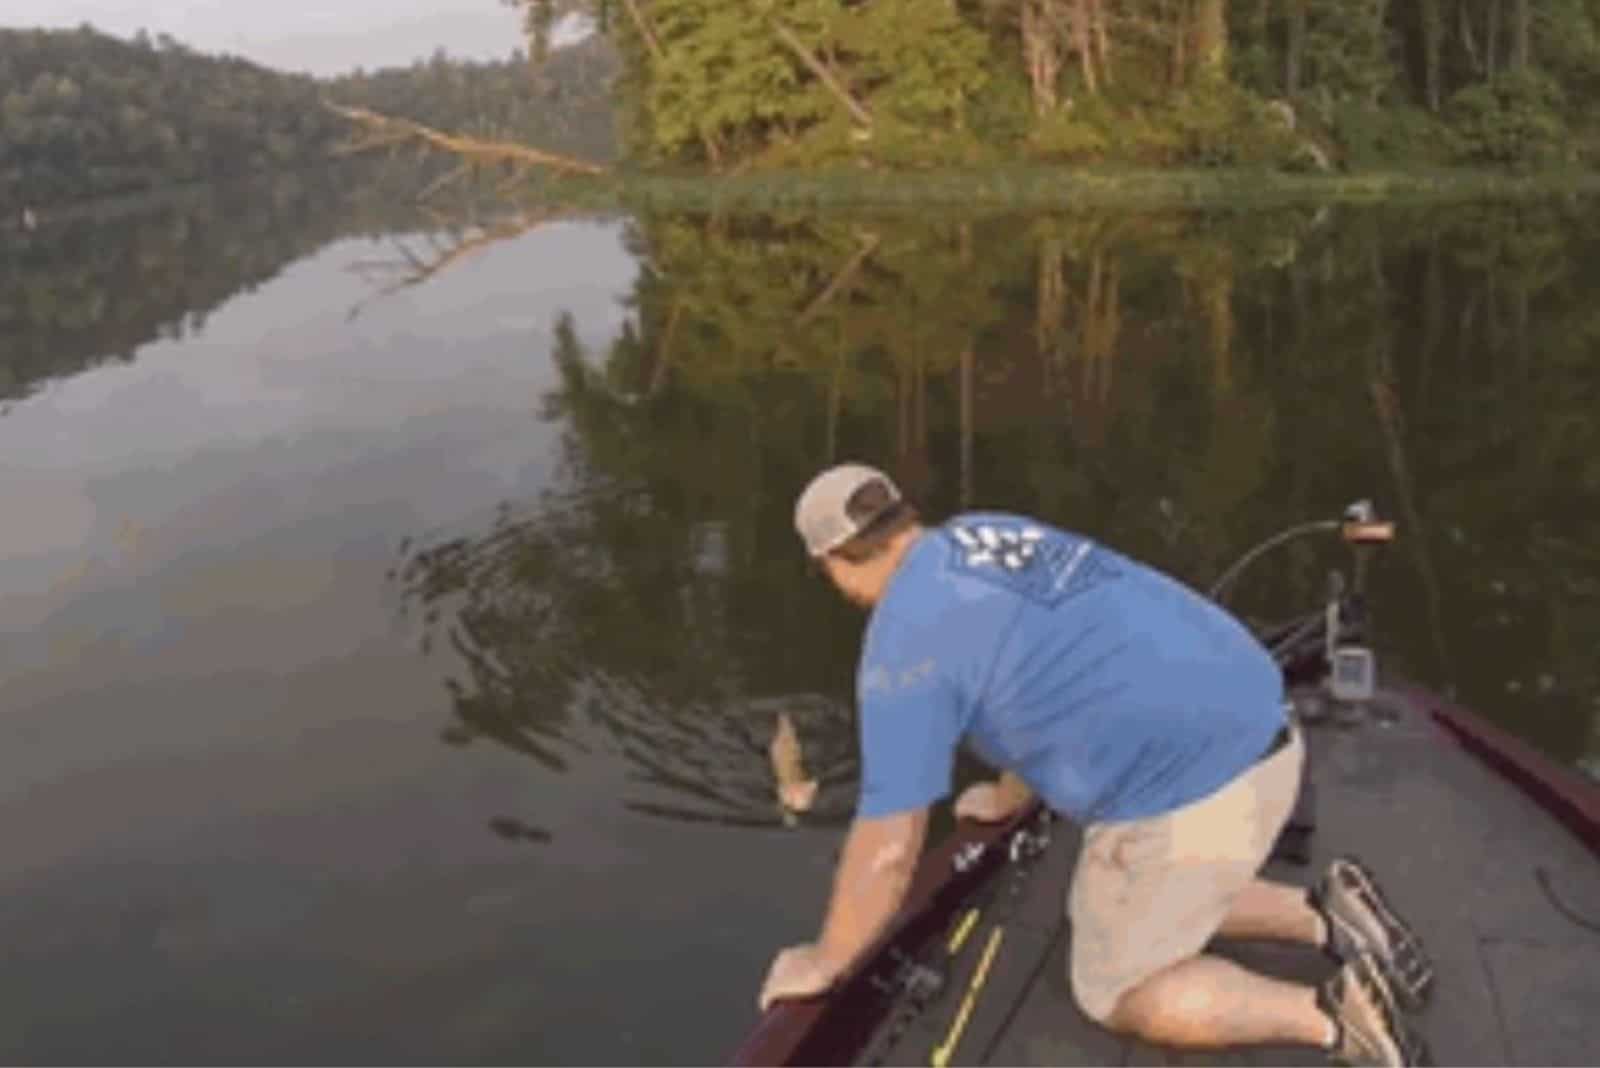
(486, 816, 554, 845)
(343, 210, 552, 321)
(398, 199, 1600, 813)
(393, 473, 861, 832)
(0, 168, 452, 410)
(390, 317, 865, 832)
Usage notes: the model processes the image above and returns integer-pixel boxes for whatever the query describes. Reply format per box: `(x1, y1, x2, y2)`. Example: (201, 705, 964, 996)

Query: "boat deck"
(862, 685, 1600, 1067)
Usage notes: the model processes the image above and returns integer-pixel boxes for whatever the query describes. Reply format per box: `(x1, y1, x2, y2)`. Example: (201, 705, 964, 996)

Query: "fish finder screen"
(1330, 648, 1375, 700)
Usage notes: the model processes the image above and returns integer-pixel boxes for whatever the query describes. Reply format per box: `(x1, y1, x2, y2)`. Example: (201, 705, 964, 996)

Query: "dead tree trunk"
(771, 20, 874, 128)
(1422, 0, 1443, 110)
(1022, 0, 1064, 112)
(1194, 0, 1228, 80)
(1460, 2, 1484, 76)
(1069, 0, 1099, 94)
(1285, 0, 1307, 94)
(1511, 0, 1530, 71)
(1253, 0, 1273, 88)
(1091, 0, 1113, 85)
(1487, 0, 1501, 78)
(1166, 0, 1187, 86)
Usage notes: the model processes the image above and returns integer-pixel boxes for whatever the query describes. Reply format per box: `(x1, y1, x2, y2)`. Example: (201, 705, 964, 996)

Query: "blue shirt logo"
(943, 518, 1119, 606)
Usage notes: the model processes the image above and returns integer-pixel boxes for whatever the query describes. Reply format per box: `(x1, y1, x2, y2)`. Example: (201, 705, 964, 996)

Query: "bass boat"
(731, 502, 1600, 1067)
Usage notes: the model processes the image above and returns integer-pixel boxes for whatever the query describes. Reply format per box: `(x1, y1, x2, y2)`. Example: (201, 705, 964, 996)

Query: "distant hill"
(0, 25, 618, 213)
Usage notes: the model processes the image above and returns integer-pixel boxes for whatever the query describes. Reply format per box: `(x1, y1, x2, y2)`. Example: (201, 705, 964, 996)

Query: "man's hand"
(758, 943, 838, 1012)
(954, 772, 1033, 823)
(954, 781, 1012, 822)
(760, 809, 926, 1013)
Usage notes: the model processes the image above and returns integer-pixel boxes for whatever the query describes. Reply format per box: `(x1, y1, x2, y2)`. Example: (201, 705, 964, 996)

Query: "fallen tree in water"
(323, 100, 608, 190)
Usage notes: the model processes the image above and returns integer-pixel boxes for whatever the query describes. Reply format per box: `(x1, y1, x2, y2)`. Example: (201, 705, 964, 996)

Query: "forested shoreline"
(514, 0, 1598, 171)
(4, 4, 1599, 215)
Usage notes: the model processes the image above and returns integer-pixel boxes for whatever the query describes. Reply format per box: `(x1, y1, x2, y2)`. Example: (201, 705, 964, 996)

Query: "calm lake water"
(2, 179, 1597, 1063)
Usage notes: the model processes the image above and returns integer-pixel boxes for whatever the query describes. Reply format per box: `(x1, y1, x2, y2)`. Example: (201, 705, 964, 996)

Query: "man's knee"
(1071, 949, 1206, 1032)
(1068, 950, 1123, 1027)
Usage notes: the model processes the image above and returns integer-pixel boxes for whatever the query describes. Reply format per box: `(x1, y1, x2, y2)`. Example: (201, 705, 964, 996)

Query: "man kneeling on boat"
(758, 463, 1435, 1068)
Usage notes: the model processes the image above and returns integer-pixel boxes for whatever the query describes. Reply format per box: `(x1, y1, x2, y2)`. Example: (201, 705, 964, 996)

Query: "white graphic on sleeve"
(861, 659, 936, 697)
(951, 523, 1045, 572)
(861, 666, 894, 695)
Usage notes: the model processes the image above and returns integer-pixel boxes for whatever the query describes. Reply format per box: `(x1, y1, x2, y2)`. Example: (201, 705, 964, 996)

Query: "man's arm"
(764, 617, 957, 1003)
(817, 807, 929, 976)
(756, 807, 930, 1011)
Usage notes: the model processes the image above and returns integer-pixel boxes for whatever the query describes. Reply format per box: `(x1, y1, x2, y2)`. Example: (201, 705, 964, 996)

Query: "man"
(758, 463, 1434, 1067)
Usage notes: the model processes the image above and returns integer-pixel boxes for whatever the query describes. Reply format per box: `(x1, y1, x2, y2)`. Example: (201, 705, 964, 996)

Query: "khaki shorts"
(1067, 726, 1305, 1023)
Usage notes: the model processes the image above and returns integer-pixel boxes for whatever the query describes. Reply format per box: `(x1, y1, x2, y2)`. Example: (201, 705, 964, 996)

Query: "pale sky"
(0, 0, 553, 76)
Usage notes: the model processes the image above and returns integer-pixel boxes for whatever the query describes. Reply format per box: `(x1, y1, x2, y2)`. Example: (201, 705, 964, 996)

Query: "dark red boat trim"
(1400, 682, 1600, 859)
(729, 801, 1043, 1068)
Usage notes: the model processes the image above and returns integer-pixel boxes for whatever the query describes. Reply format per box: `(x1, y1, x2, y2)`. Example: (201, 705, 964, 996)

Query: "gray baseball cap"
(793, 462, 903, 557)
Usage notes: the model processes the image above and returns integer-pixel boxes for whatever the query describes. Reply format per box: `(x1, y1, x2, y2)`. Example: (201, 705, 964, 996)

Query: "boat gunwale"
(1399, 680, 1600, 859)
(727, 799, 1045, 1067)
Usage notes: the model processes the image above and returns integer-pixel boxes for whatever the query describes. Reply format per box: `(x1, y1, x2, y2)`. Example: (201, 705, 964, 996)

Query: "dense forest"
(502, 0, 1600, 170)
(0, 27, 341, 209)
(0, 25, 615, 212)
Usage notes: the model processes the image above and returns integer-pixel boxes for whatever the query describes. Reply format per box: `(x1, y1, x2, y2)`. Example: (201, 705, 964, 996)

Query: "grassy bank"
(16, 163, 1600, 231)
(528, 164, 1600, 215)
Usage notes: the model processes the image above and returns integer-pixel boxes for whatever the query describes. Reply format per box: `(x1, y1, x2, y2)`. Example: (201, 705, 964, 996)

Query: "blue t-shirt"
(855, 513, 1286, 825)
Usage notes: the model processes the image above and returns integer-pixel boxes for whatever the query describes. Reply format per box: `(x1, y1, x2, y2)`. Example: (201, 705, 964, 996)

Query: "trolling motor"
(1210, 499, 1396, 719)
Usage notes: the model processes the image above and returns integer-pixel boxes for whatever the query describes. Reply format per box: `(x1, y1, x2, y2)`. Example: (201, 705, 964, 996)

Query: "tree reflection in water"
(393, 480, 861, 835)
(389, 199, 1600, 839)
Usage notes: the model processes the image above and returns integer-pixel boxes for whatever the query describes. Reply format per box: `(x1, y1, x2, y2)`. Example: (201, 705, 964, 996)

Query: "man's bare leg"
(1217, 878, 1328, 945)
(1103, 880, 1335, 1048)
(1106, 954, 1334, 1048)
